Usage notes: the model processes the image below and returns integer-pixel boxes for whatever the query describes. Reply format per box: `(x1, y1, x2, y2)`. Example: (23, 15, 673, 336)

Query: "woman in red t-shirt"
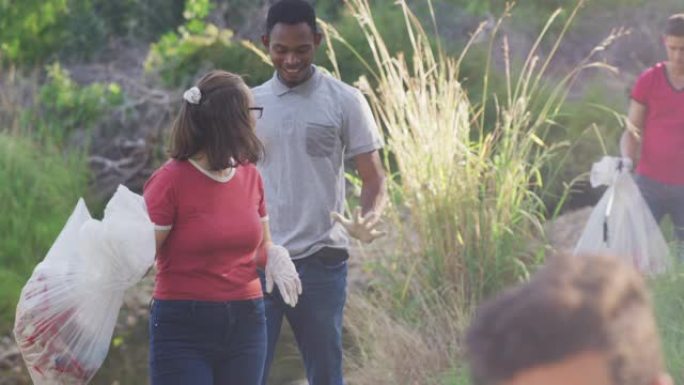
(143, 70, 301, 385)
(621, 14, 684, 257)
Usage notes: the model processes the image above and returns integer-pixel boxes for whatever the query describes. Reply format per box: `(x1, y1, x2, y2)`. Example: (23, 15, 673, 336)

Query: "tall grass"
(0, 133, 89, 330)
(650, 270, 684, 382)
(316, 0, 621, 383)
(0, 67, 90, 331)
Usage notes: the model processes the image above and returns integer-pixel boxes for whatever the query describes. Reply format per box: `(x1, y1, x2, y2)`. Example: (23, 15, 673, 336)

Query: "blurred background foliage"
(0, 0, 186, 65)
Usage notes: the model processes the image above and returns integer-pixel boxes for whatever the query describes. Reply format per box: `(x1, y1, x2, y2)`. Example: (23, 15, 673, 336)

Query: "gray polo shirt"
(253, 66, 382, 260)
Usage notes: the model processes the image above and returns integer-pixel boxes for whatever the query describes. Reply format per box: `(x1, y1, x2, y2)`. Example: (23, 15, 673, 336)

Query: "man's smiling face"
(262, 22, 321, 88)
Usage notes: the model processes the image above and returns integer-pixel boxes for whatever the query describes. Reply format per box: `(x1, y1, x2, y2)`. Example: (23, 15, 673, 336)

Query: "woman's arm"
(255, 221, 273, 269)
(620, 100, 646, 162)
(258, 221, 301, 307)
(155, 230, 170, 252)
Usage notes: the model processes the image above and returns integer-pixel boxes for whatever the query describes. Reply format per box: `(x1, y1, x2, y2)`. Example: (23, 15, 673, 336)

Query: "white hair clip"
(183, 86, 202, 104)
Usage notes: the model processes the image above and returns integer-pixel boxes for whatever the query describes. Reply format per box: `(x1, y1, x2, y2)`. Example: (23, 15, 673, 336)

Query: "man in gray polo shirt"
(253, 1, 386, 384)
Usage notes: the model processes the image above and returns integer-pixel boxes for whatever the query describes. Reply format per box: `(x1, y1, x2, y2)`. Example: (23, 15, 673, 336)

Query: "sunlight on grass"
(313, 0, 627, 383)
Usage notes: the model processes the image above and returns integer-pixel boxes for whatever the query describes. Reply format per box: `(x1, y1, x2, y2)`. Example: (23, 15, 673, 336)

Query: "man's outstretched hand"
(330, 207, 385, 244)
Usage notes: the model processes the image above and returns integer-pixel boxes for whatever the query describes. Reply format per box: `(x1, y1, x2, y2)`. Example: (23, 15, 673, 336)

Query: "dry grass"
(239, 0, 626, 381)
(313, 1, 625, 383)
(344, 293, 464, 385)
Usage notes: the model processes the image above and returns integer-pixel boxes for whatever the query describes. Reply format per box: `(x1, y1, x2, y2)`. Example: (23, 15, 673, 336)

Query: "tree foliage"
(0, 0, 185, 65)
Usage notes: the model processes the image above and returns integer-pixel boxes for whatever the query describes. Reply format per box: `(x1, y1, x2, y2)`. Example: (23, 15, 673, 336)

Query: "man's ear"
(314, 32, 322, 47)
(651, 373, 673, 385)
(261, 35, 270, 49)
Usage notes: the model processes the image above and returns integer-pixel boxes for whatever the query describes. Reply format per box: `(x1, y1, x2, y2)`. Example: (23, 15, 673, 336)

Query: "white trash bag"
(574, 156, 671, 275)
(13, 185, 155, 384)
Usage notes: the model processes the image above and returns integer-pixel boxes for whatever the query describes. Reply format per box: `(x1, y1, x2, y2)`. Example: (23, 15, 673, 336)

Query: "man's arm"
(354, 150, 387, 216)
(330, 149, 387, 244)
(620, 99, 646, 162)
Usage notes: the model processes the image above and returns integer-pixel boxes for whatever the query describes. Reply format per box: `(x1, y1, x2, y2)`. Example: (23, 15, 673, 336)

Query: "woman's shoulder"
(145, 159, 190, 186)
(157, 159, 192, 174)
(237, 162, 258, 172)
(639, 62, 666, 80)
(236, 163, 261, 176)
(235, 162, 263, 183)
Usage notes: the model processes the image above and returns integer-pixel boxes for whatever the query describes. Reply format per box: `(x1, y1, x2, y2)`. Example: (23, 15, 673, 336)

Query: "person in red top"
(621, 14, 684, 255)
(143, 70, 302, 385)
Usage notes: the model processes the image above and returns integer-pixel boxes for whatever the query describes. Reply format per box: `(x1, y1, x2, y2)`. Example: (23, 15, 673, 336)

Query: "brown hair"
(169, 70, 263, 170)
(665, 14, 684, 37)
(466, 253, 664, 385)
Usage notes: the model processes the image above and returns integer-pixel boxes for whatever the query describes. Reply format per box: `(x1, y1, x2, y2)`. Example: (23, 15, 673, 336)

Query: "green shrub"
(21, 62, 124, 146)
(0, 0, 70, 65)
(89, 0, 185, 41)
(0, 269, 26, 332)
(650, 271, 684, 384)
(0, 0, 185, 65)
(145, 0, 272, 88)
(146, 24, 273, 88)
(0, 133, 89, 330)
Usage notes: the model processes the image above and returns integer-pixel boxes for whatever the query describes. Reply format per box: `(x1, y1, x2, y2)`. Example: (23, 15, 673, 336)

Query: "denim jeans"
(636, 174, 684, 257)
(260, 247, 348, 385)
(149, 298, 267, 385)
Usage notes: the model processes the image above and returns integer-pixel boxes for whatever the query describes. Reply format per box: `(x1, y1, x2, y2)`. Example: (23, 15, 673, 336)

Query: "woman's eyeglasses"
(249, 107, 264, 119)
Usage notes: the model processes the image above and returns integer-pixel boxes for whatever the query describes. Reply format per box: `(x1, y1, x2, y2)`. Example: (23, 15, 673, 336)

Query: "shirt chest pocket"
(305, 122, 339, 158)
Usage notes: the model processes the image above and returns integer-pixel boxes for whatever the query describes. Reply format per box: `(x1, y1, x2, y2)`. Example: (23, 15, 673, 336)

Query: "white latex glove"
(265, 245, 302, 307)
(619, 157, 633, 172)
(330, 207, 385, 244)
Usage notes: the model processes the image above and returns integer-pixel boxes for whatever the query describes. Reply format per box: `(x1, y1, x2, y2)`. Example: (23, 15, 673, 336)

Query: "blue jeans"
(260, 247, 348, 385)
(149, 298, 267, 385)
(636, 174, 684, 255)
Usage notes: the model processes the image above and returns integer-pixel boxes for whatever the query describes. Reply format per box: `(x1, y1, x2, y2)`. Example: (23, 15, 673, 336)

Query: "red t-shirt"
(143, 159, 267, 301)
(631, 62, 684, 185)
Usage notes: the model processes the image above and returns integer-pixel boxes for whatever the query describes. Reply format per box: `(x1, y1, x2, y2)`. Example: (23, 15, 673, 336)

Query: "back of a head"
(266, 0, 317, 35)
(665, 13, 684, 37)
(466, 253, 665, 385)
(170, 70, 263, 170)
